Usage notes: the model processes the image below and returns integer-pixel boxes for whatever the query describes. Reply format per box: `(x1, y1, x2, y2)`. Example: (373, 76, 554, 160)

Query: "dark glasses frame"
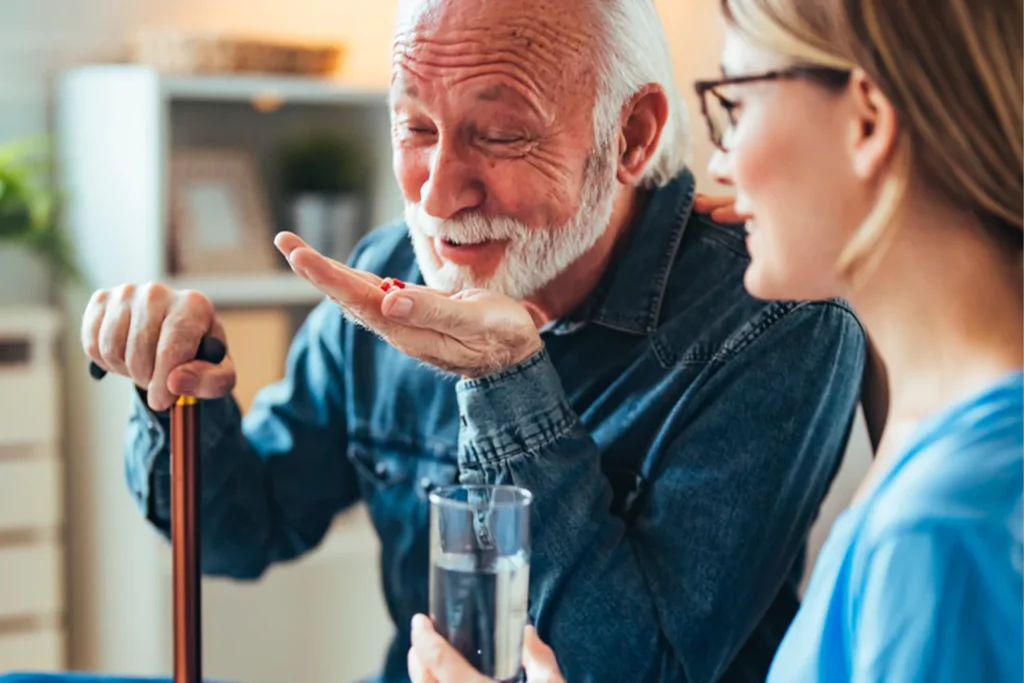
(693, 66, 851, 151)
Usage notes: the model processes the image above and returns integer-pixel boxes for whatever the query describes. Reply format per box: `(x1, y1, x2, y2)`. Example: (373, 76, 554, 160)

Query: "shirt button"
(374, 461, 390, 479)
(419, 476, 434, 493)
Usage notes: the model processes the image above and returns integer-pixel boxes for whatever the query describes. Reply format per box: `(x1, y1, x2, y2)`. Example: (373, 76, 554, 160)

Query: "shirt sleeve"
(456, 301, 865, 683)
(851, 526, 1024, 683)
(123, 298, 361, 579)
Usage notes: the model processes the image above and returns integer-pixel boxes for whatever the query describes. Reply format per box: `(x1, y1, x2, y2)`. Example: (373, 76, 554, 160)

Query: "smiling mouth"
(432, 236, 506, 267)
(434, 235, 507, 250)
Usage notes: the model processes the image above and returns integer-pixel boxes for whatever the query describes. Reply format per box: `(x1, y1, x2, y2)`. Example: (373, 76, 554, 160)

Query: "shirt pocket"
(346, 437, 460, 531)
(347, 440, 415, 491)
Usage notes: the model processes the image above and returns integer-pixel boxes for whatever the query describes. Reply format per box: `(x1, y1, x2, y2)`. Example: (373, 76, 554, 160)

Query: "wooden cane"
(90, 336, 226, 683)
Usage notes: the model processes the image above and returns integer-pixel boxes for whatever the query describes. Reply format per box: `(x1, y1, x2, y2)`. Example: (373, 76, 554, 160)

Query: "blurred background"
(0, 1, 872, 681)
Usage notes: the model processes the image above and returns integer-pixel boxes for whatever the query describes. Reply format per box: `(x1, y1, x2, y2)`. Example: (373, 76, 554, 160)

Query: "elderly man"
(74, 0, 865, 682)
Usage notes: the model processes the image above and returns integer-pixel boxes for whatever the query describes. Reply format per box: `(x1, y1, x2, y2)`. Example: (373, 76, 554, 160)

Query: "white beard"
(405, 139, 618, 299)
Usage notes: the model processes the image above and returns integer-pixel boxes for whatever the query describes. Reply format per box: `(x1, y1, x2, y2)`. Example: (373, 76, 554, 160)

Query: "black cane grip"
(88, 336, 227, 380)
(192, 336, 227, 365)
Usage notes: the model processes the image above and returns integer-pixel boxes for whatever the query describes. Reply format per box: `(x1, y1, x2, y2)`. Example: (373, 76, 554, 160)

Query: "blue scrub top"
(769, 371, 1024, 683)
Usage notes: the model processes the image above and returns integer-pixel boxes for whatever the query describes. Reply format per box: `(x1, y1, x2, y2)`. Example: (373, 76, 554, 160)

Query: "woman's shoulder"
(865, 372, 1023, 538)
(845, 373, 1023, 604)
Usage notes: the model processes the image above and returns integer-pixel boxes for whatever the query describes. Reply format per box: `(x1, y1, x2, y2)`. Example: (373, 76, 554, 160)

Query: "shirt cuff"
(124, 388, 234, 518)
(124, 388, 169, 514)
(456, 348, 577, 466)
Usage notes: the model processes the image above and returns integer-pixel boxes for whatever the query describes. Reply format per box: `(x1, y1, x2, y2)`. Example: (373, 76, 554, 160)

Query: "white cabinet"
(0, 307, 66, 672)
(55, 66, 400, 681)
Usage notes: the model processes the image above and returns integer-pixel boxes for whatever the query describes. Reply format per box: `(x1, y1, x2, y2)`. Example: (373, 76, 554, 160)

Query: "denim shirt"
(125, 169, 866, 683)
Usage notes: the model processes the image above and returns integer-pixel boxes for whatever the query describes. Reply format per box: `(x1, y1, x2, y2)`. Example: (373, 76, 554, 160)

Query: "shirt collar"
(551, 168, 695, 337)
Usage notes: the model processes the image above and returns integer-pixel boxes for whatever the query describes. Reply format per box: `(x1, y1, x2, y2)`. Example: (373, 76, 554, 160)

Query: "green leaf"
(279, 131, 370, 195)
(0, 135, 82, 285)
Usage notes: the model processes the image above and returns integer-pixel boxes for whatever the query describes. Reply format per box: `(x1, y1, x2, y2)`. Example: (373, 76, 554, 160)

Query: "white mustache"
(407, 203, 531, 244)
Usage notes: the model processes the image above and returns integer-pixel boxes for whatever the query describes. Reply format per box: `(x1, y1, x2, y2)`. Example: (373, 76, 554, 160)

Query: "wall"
(656, 0, 731, 191)
(0, 0, 397, 139)
(2, 0, 871, 672)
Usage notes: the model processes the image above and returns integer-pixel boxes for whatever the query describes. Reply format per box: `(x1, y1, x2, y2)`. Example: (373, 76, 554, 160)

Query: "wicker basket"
(128, 29, 345, 77)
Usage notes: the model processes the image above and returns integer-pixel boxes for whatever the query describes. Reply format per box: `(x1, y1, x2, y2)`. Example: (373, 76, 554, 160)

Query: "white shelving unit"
(0, 307, 65, 673)
(57, 64, 403, 297)
(55, 65, 398, 682)
(167, 272, 324, 307)
(161, 74, 389, 106)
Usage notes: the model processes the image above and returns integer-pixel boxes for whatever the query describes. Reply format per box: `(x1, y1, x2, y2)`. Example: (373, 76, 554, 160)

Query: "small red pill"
(392, 279, 407, 290)
(379, 279, 393, 292)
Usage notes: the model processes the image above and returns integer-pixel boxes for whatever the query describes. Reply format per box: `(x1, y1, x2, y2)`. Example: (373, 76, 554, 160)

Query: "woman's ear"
(846, 68, 899, 181)
(616, 83, 669, 184)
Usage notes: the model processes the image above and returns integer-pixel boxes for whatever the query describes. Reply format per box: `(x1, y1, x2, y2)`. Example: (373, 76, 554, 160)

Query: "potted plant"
(0, 136, 81, 303)
(279, 131, 369, 263)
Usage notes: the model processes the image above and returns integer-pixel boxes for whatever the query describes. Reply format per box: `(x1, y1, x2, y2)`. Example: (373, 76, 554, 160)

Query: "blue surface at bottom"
(0, 674, 229, 683)
(0, 671, 381, 683)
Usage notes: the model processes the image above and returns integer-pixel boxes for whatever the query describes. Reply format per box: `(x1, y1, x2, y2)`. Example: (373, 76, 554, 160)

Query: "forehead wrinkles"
(392, 16, 594, 110)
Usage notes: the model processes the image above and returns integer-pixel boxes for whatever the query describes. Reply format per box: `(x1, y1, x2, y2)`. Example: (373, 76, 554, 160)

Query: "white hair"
(591, 0, 692, 188)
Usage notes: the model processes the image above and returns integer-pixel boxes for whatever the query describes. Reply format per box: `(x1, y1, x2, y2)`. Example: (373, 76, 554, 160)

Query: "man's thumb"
(167, 358, 235, 399)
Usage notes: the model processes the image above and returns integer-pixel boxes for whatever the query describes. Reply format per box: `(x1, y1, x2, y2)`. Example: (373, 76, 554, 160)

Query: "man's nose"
(707, 148, 734, 187)
(421, 137, 484, 219)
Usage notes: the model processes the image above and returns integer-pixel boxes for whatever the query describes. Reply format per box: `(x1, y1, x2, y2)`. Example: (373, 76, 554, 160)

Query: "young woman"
(691, 1, 1023, 680)
(409, 1, 1022, 680)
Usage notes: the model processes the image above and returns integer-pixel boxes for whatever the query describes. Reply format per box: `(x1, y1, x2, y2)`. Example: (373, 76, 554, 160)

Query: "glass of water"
(428, 484, 533, 683)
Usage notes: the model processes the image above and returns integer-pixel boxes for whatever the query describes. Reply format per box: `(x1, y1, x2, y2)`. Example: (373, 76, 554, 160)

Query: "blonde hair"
(722, 0, 1023, 275)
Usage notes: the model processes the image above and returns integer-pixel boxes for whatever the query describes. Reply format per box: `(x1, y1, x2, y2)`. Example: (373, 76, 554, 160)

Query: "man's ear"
(846, 68, 898, 181)
(615, 83, 669, 185)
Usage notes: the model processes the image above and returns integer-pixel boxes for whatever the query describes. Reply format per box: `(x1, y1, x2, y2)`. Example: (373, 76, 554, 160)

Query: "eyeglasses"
(693, 66, 851, 152)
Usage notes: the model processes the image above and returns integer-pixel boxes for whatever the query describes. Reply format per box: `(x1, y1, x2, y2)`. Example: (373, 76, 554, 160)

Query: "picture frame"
(168, 148, 278, 275)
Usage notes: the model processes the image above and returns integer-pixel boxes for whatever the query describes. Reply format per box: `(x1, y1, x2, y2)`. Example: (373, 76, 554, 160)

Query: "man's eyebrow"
(474, 83, 549, 119)
(388, 81, 418, 108)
